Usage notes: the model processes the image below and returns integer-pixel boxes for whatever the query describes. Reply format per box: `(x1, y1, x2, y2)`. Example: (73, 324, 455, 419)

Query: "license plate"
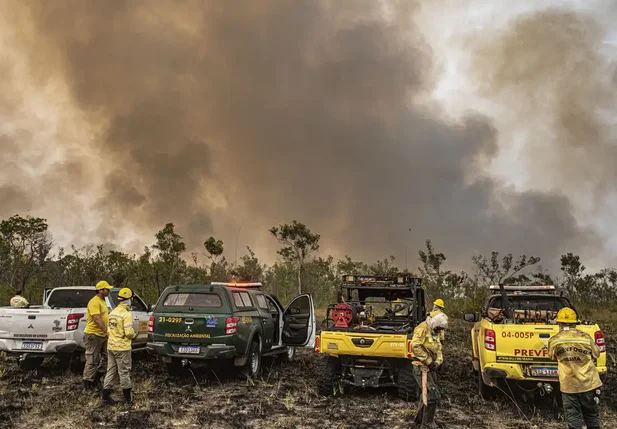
(21, 342, 43, 350)
(531, 367, 558, 377)
(138, 321, 148, 333)
(178, 345, 200, 354)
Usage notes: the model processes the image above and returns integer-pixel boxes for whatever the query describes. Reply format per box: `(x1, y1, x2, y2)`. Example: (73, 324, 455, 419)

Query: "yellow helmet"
(556, 307, 577, 324)
(433, 298, 445, 308)
(96, 280, 112, 290)
(117, 288, 133, 301)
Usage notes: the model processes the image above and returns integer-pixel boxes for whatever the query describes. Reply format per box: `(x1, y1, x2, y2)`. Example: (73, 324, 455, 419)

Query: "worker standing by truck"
(429, 299, 446, 342)
(548, 307, 603, 429)
(410, 312, 448, 428)
(102, 288, 137, 405)
(83, 280, 112, 391)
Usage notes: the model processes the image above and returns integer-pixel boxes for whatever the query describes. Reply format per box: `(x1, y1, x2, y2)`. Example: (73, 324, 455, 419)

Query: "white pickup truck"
(0, 286, 152, 371)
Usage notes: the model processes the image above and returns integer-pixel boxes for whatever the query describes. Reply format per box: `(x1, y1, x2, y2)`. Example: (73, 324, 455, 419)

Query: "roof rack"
(341, 274, 421, 286)
(489, 285, 555, 292)
(211, 282, 263, 288)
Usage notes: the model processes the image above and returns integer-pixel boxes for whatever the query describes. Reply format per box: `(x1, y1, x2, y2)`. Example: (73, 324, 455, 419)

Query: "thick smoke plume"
(0, 1, 609, 269)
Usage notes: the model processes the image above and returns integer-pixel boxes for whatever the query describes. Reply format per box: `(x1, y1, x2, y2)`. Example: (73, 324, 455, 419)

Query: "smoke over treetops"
(0, 0, 614, 270)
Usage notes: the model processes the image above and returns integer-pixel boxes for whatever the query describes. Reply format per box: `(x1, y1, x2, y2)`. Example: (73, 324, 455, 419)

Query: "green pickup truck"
(147, 282, 316, 376)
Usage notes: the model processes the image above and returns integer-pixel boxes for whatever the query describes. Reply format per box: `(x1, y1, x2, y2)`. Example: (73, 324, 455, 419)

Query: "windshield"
(489, 296, 569, 311)
(47, 289, 94, 308)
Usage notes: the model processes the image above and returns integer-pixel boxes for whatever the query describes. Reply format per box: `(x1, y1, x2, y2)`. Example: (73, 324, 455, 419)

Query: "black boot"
(101, 388, 117, 405)
(93, 372, 105, 390)
(413, 403, 425, 426)
(122, 388, 132, 405)
(422, 402, 438, 428)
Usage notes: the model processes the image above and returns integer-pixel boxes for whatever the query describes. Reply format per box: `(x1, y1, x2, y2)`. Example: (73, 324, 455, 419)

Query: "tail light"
(148, 316, 155, 333)
(314, 336, 320, 353)
(225, 317, 240, 335)
(66, 313, 84, 331)
(407, 341, 413, 359)
(595, 331, 606, 352)
(484, 329, 496, 351)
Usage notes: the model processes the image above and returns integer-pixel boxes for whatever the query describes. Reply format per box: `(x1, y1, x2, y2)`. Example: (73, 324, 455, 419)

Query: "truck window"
(109, 291, 148, 312)
(489, 296, 568, 311)
(163, 293, 222, 308)
(47, 290, 94, 308)
(255, 294, 269, 310)
(232, 292, 253, 308)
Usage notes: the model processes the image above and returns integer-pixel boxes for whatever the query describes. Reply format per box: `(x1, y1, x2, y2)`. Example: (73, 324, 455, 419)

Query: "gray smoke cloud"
(0, 0, 608, 270)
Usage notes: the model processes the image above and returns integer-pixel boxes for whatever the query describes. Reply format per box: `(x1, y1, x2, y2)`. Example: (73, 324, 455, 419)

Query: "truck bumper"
(0, 339, 79, 356)
(147, 341, 236, 361)
(481, 362, 609, 384)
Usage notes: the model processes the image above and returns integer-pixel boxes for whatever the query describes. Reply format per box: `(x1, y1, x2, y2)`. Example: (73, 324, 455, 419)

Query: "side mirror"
(464, 312, 479, 323)
(289, 307, 301, 315)
(147, 304, 154, 312)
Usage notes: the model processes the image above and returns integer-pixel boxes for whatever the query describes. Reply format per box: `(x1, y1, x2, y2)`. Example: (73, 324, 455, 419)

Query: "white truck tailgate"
(0, 308, 83, 352)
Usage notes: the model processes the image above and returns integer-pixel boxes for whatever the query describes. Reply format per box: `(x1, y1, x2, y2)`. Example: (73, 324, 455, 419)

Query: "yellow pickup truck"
(464, 285, 607, 399)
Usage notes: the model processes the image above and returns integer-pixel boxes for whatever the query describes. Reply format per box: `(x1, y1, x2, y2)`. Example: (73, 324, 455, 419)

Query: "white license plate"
(531, 367, 558, 377)
(21, 342, 43, 350)
(178, 345, 200, 354)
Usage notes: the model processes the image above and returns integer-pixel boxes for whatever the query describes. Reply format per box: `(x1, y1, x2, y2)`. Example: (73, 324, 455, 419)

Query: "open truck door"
(282, 294, 316, 348)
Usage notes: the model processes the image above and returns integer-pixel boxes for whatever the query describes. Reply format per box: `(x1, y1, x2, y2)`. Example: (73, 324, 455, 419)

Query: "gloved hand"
(429, 362, 440, 371)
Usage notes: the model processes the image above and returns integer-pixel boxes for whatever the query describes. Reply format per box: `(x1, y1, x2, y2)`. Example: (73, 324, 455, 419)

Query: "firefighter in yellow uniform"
(411, 312, 447, 428)
(83, 281, 112, 390)
(548, 307, 602, 429)
(102, 288, 137, 405)
(10, 290, 29, 307)
(428, 299, 447, 342)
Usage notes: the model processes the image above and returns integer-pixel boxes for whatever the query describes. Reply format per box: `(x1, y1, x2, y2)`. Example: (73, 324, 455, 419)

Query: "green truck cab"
(147, 282, 316, 376)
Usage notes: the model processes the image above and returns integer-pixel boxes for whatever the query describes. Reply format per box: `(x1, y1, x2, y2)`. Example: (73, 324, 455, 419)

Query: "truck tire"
(166, 358, 184, 376)
(478, 370, 499, 399)
(398, 361, 419, 402)
(281, 346, 296, 363)
(316, 355, 341, 397)
(18, 356, 44, 371)
(244, 340, 262, 378)
(58, 352, 84, 373)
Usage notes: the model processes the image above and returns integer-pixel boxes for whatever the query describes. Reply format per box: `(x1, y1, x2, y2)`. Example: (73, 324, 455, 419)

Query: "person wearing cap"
(10, 289, 29, 307)
(83, 280, 112, 391)
(429, 299, 447, 342)
(548, 307, 602, 429)
(410, 312, 448, 428)
(102, 287, 137, 405)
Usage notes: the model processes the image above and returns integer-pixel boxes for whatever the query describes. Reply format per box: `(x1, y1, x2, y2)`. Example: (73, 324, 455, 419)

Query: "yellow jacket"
(548, 328, 602, 394)
(411, 321, 443, 367)
(107, 303, 137, 351)
(429, 309, 447, 341)
(10, 295, 29, 307)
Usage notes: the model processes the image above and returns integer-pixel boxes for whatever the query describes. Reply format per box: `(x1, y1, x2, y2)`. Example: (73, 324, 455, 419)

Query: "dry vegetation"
(0, 318, 615, 429)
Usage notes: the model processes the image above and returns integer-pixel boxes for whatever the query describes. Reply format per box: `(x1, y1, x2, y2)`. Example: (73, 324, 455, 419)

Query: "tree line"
(1, 214, 616, 311)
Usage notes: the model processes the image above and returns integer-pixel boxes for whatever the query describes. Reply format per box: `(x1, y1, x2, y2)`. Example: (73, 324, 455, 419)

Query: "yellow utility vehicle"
(465, 284, 607, 399)
(314, 274, 426, 401)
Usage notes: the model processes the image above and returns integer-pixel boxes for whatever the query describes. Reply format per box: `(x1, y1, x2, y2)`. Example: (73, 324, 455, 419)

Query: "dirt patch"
(0, 319, 615, 429)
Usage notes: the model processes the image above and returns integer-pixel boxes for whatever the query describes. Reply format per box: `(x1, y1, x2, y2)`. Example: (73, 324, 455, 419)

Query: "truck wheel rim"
(251, 352, 259, 374)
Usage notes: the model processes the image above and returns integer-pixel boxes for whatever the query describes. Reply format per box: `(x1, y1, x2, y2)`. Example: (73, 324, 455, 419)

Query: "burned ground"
(0, 319, 615, 429)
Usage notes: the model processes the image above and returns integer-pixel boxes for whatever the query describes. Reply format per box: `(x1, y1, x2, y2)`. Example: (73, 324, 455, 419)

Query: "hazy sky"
(0, 0, 616, 272)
